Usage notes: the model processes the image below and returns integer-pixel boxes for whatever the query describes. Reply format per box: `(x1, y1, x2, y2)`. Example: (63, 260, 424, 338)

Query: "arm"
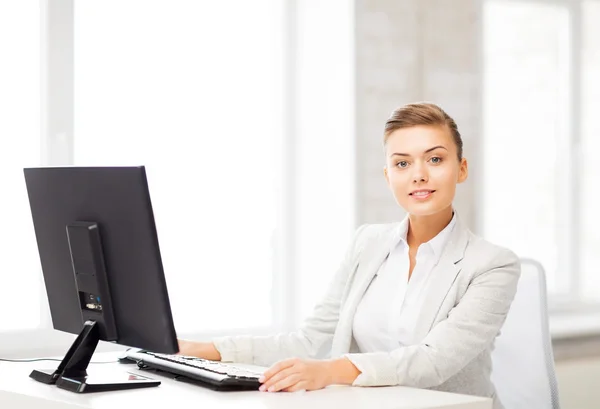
(177, 340, 222, 360)
(344, 249, 520, 387)
(210, 225, 369, 366)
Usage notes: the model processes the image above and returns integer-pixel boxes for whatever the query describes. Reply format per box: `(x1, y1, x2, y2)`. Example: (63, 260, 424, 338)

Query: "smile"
(409, 190, 435, 199)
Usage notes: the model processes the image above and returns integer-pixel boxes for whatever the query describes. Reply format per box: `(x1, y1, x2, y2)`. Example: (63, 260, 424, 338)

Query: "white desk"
(0, 354, 491, 409)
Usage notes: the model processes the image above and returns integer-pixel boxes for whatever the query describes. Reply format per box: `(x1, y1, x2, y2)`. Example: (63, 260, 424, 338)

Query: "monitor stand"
(29, 320, 160, 393)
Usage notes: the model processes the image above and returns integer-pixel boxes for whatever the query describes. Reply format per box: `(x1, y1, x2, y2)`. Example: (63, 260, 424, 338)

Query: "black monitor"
(24, 166, 179, 393)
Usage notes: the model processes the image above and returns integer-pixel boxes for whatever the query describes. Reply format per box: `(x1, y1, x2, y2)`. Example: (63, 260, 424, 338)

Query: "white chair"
(490, 258, 560, 409)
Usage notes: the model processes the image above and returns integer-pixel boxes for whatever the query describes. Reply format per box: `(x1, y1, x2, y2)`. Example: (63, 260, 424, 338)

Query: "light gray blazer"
(214, 214, 520, 409)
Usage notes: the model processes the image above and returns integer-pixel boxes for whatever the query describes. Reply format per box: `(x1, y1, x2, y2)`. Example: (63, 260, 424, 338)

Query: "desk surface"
(0, 353, 491, 409)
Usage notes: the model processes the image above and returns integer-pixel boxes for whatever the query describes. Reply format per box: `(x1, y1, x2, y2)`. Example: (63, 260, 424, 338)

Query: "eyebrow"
(390, 145, 448, 158)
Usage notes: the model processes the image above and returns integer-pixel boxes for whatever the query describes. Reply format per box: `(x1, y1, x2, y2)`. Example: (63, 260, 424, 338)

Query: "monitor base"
(29, 320, 160, 392)
(56, 372, 160, 393)
(30, 368, 61, 384)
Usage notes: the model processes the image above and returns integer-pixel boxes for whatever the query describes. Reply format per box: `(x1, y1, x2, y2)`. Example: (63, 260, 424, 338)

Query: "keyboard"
(124, 350, 264, 391)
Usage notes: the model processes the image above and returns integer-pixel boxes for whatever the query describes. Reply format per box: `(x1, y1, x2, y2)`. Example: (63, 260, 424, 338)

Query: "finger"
(259, 367, 298, 392)
(270, 373, 301, 392)
(283, 380, 308, 393)
(260, 358, 297, 383)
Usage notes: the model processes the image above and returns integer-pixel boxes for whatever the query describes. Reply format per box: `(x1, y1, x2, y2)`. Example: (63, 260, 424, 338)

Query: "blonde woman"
(179, 102, 520, 409)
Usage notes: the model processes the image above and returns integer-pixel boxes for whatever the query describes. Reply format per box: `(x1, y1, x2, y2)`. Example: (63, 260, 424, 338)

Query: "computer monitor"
(24, 166, 179, 393)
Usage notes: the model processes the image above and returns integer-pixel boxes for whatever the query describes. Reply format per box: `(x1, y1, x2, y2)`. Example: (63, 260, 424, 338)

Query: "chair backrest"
(490, 258, 560, 409)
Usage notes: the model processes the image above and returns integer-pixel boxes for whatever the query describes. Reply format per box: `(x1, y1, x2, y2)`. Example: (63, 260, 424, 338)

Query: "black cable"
(0, 358, 118, 364)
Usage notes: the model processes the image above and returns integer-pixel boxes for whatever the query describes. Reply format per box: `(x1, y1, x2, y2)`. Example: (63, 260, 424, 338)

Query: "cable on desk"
(0, 358, 118, 364)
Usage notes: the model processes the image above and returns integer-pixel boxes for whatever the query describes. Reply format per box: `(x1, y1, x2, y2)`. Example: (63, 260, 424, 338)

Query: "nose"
(412, 162, 428, 184)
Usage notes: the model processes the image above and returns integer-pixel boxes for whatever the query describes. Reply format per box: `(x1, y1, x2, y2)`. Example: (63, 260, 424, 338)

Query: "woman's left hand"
(258, 358, 333, 392)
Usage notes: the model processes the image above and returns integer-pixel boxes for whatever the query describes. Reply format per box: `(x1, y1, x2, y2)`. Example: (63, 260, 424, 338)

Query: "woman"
(178, 102, 520, 409)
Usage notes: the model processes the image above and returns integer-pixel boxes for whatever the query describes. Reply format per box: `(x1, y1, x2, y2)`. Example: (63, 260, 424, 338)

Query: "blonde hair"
(384, 102, 463, 161)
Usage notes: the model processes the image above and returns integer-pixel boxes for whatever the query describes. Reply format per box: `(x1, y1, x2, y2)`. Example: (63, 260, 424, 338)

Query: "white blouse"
(352, 212, 457, 352)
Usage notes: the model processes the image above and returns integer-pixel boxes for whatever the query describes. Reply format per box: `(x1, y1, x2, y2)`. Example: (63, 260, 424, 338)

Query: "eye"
(430, 157, 442, 164)
(396, 161, 409, 168)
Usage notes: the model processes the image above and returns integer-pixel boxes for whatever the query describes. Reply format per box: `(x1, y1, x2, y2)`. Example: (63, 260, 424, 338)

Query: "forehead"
(385, 125, 455, 154)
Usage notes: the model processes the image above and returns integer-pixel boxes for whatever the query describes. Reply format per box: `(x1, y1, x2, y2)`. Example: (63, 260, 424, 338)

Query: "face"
(383, 125, 468, 217)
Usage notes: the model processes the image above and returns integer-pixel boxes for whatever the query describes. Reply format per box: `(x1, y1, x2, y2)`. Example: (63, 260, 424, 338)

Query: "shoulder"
(462, 231, 521, 278)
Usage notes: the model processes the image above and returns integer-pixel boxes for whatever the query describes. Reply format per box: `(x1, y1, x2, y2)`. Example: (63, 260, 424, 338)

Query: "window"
(0, 1, 42, 330)
(73, 1, 284, 333)
(484, 0, 600, 305)
(1, 1, 356, 348)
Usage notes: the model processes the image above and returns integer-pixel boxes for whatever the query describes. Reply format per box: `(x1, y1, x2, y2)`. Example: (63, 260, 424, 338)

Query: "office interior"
(1, 1, 599, 409)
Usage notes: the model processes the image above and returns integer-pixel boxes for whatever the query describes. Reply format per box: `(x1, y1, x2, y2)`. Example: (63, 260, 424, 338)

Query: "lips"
(409, 190, 435, 197)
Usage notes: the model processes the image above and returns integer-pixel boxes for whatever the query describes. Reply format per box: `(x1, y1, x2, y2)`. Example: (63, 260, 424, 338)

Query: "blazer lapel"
(412, 215, 470, 342)
(331, 223, 403, 355)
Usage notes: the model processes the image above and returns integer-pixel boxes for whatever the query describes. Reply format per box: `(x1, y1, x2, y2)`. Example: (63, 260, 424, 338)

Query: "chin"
(399, 201, 449, 217)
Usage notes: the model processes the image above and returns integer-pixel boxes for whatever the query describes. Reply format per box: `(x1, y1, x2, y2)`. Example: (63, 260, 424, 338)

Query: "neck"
(407, 206, 454, 247)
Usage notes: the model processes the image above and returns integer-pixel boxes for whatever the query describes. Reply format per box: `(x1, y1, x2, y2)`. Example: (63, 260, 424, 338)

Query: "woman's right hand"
(177, 339, 222, 361)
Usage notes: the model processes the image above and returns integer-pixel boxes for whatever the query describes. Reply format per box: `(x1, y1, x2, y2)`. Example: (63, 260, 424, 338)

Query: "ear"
(383, 166, 390, 185)
(458, 158, 468, 183)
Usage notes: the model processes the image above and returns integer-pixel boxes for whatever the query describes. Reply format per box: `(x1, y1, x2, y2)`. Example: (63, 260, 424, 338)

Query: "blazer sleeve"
(344, 248, 521, 387)
(212, 224, 368, 367)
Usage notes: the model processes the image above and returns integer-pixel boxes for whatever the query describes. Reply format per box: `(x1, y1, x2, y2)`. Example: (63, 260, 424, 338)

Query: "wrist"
(205, 342, 222, 361)
(327, 357, 361, 385)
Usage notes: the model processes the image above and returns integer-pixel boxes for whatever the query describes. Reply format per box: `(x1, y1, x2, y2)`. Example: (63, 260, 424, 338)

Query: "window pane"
(74, 1, 283, 332)
(0, 1, 42, 330)
(581, 1, 600, 302)
(483, 1, 570, 294)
